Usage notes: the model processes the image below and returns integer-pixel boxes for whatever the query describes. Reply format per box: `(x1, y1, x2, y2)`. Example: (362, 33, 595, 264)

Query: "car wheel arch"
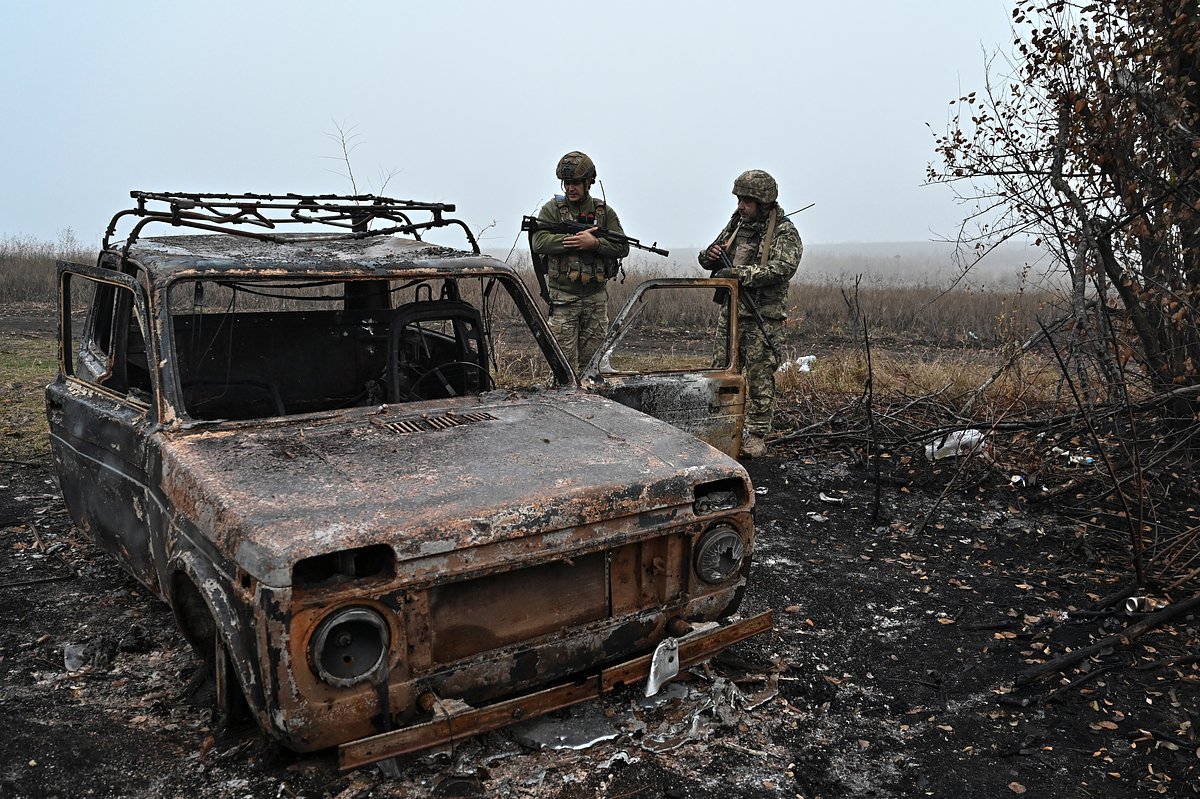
(169, 552, 263, 725)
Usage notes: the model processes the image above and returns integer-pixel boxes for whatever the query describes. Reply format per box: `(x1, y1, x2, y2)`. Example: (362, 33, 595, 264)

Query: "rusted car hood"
(159, 391, 743, 586)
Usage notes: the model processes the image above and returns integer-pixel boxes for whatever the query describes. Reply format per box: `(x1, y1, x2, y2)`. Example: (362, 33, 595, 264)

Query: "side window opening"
(88, 283, 117, 360)
(599, 284, 733, 374)
(63, 272, 98, 380)
(63, 272, 150, 404)
(124, 311, 152, 401)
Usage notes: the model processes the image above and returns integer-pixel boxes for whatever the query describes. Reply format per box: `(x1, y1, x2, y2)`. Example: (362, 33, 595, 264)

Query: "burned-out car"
(46, 192, 770, 769)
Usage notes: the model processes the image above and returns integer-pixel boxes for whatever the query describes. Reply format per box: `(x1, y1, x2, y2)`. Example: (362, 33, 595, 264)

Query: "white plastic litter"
(778, 355, 816, 373)
(924, 429, 986, 460)
(1054, 446, 1094, 465)
(63, 644, 88, 672)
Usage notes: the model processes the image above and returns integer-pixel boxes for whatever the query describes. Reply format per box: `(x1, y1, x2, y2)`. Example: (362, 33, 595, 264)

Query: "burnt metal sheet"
(124, 234, 514, 283)
(337, 610, 773, 771)
(261, 583, 746, 751)
(595, 371, 745, 456)
(581, 277, 747, 458)
(427, 550, 608, 661)
(159, 392, 746, 587)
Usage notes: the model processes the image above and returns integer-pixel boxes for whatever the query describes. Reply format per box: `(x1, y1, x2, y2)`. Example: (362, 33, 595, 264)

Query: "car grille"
(426, 551, 608, 662)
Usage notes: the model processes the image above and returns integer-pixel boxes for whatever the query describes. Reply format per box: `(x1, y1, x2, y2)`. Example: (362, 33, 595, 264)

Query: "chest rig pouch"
(731, 208, 779, 307)
(549, 199, 615, 285)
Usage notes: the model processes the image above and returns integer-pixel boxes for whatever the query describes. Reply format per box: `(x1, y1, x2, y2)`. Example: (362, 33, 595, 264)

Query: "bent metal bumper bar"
(338, 610, 773, 771)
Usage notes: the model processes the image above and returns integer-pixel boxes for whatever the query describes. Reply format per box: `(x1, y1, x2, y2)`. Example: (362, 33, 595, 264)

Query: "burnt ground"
(2, 311, 1199, 798)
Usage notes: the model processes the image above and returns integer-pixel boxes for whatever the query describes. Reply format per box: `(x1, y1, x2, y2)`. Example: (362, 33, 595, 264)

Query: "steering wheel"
(407, 361, 494, 400)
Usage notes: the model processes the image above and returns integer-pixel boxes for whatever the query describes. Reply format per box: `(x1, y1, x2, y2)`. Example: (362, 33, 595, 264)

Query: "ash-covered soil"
(3, 446, 1197, 799)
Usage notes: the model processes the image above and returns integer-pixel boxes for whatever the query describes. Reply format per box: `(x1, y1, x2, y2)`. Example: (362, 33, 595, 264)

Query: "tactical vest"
(730, 208, 778, 269)
(547, 198, 617, 286)
(730, 208, 786, 319)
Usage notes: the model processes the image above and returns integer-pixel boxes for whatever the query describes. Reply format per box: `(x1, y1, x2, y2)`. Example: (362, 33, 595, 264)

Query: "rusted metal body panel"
(154, 392, 756, 751)
(583, 278, 747, 458)
(338, 610, 774, 770)
(46, 198, 770, 765)
(267, 569, 755, 754)
(158, 393, 736, 584)
(590, 372, 745, 455)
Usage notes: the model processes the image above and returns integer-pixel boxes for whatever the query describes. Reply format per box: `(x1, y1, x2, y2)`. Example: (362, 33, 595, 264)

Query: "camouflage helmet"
(556, 151, 597, 182)
(732, 169, 779, 205)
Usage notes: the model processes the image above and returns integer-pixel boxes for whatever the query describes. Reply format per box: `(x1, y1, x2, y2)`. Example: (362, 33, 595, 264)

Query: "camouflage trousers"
(547, 287, 609, 373)
(716, 311, 783, 437)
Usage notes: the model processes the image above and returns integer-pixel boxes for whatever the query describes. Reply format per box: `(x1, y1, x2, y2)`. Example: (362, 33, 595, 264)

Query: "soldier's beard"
(740, 205, 770, 223)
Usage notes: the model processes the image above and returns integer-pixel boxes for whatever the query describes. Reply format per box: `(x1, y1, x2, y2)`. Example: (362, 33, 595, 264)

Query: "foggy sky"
(1, 1, 1015, 249)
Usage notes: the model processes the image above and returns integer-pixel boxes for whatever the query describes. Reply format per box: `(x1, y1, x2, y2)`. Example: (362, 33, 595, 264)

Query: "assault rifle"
(707, 247, 782, 363)
(520, 216, 669, 257)
(521, 215, 669, 305)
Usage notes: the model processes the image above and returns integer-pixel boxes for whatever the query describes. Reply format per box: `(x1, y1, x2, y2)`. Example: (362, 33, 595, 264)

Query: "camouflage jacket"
(699, 208, 802, 320)
(531, 195, 629, 297)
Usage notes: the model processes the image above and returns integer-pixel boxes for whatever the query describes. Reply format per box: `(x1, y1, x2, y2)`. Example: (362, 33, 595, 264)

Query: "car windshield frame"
(157, 268, 568, 424)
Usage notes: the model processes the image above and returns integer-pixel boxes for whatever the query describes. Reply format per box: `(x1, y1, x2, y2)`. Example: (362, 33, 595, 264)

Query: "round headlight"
(695, 526, 745, 584)
(309, 607, 390, 687)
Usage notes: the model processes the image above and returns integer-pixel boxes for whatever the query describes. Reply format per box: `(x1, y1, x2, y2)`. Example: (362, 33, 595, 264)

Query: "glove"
(713, 267, 735, 279)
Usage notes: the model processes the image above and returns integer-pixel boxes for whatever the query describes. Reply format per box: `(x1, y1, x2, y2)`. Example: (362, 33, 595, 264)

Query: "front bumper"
(337, 609, 773, 771)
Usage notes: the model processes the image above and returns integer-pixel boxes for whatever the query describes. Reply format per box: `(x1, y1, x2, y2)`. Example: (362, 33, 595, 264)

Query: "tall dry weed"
(1, 234, 1056, 360)
(605, 263, 1056, 356)
(0, 229, 94, 305)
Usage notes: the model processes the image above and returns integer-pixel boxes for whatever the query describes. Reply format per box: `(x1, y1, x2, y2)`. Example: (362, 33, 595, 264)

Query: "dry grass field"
(0, 335, 54, 463)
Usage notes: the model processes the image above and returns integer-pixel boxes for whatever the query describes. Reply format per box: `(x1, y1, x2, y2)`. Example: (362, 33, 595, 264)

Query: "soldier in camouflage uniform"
(531, 151, 630, 373)
(699, 169, 803, 458)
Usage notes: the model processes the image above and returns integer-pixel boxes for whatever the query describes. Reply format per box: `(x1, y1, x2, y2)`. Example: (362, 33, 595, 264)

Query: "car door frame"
(580, 277, 746, 458)
(47, 260, 165, 594)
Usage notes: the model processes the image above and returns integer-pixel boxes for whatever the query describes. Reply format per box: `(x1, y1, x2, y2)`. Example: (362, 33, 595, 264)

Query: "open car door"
(580, 277, 746, 458)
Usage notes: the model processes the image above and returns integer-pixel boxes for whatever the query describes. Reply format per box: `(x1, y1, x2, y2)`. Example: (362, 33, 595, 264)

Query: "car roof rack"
(104, 191, 481, 258)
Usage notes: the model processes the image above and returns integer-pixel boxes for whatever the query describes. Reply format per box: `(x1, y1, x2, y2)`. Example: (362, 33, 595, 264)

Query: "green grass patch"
(1, 335, 57, 460)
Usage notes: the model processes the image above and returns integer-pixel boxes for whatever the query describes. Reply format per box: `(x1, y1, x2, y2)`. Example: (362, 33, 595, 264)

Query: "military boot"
(741, 433, 767, 459)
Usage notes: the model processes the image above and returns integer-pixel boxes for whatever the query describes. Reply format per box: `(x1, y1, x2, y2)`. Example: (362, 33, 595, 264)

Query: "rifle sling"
(759, 207, 778, 269)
